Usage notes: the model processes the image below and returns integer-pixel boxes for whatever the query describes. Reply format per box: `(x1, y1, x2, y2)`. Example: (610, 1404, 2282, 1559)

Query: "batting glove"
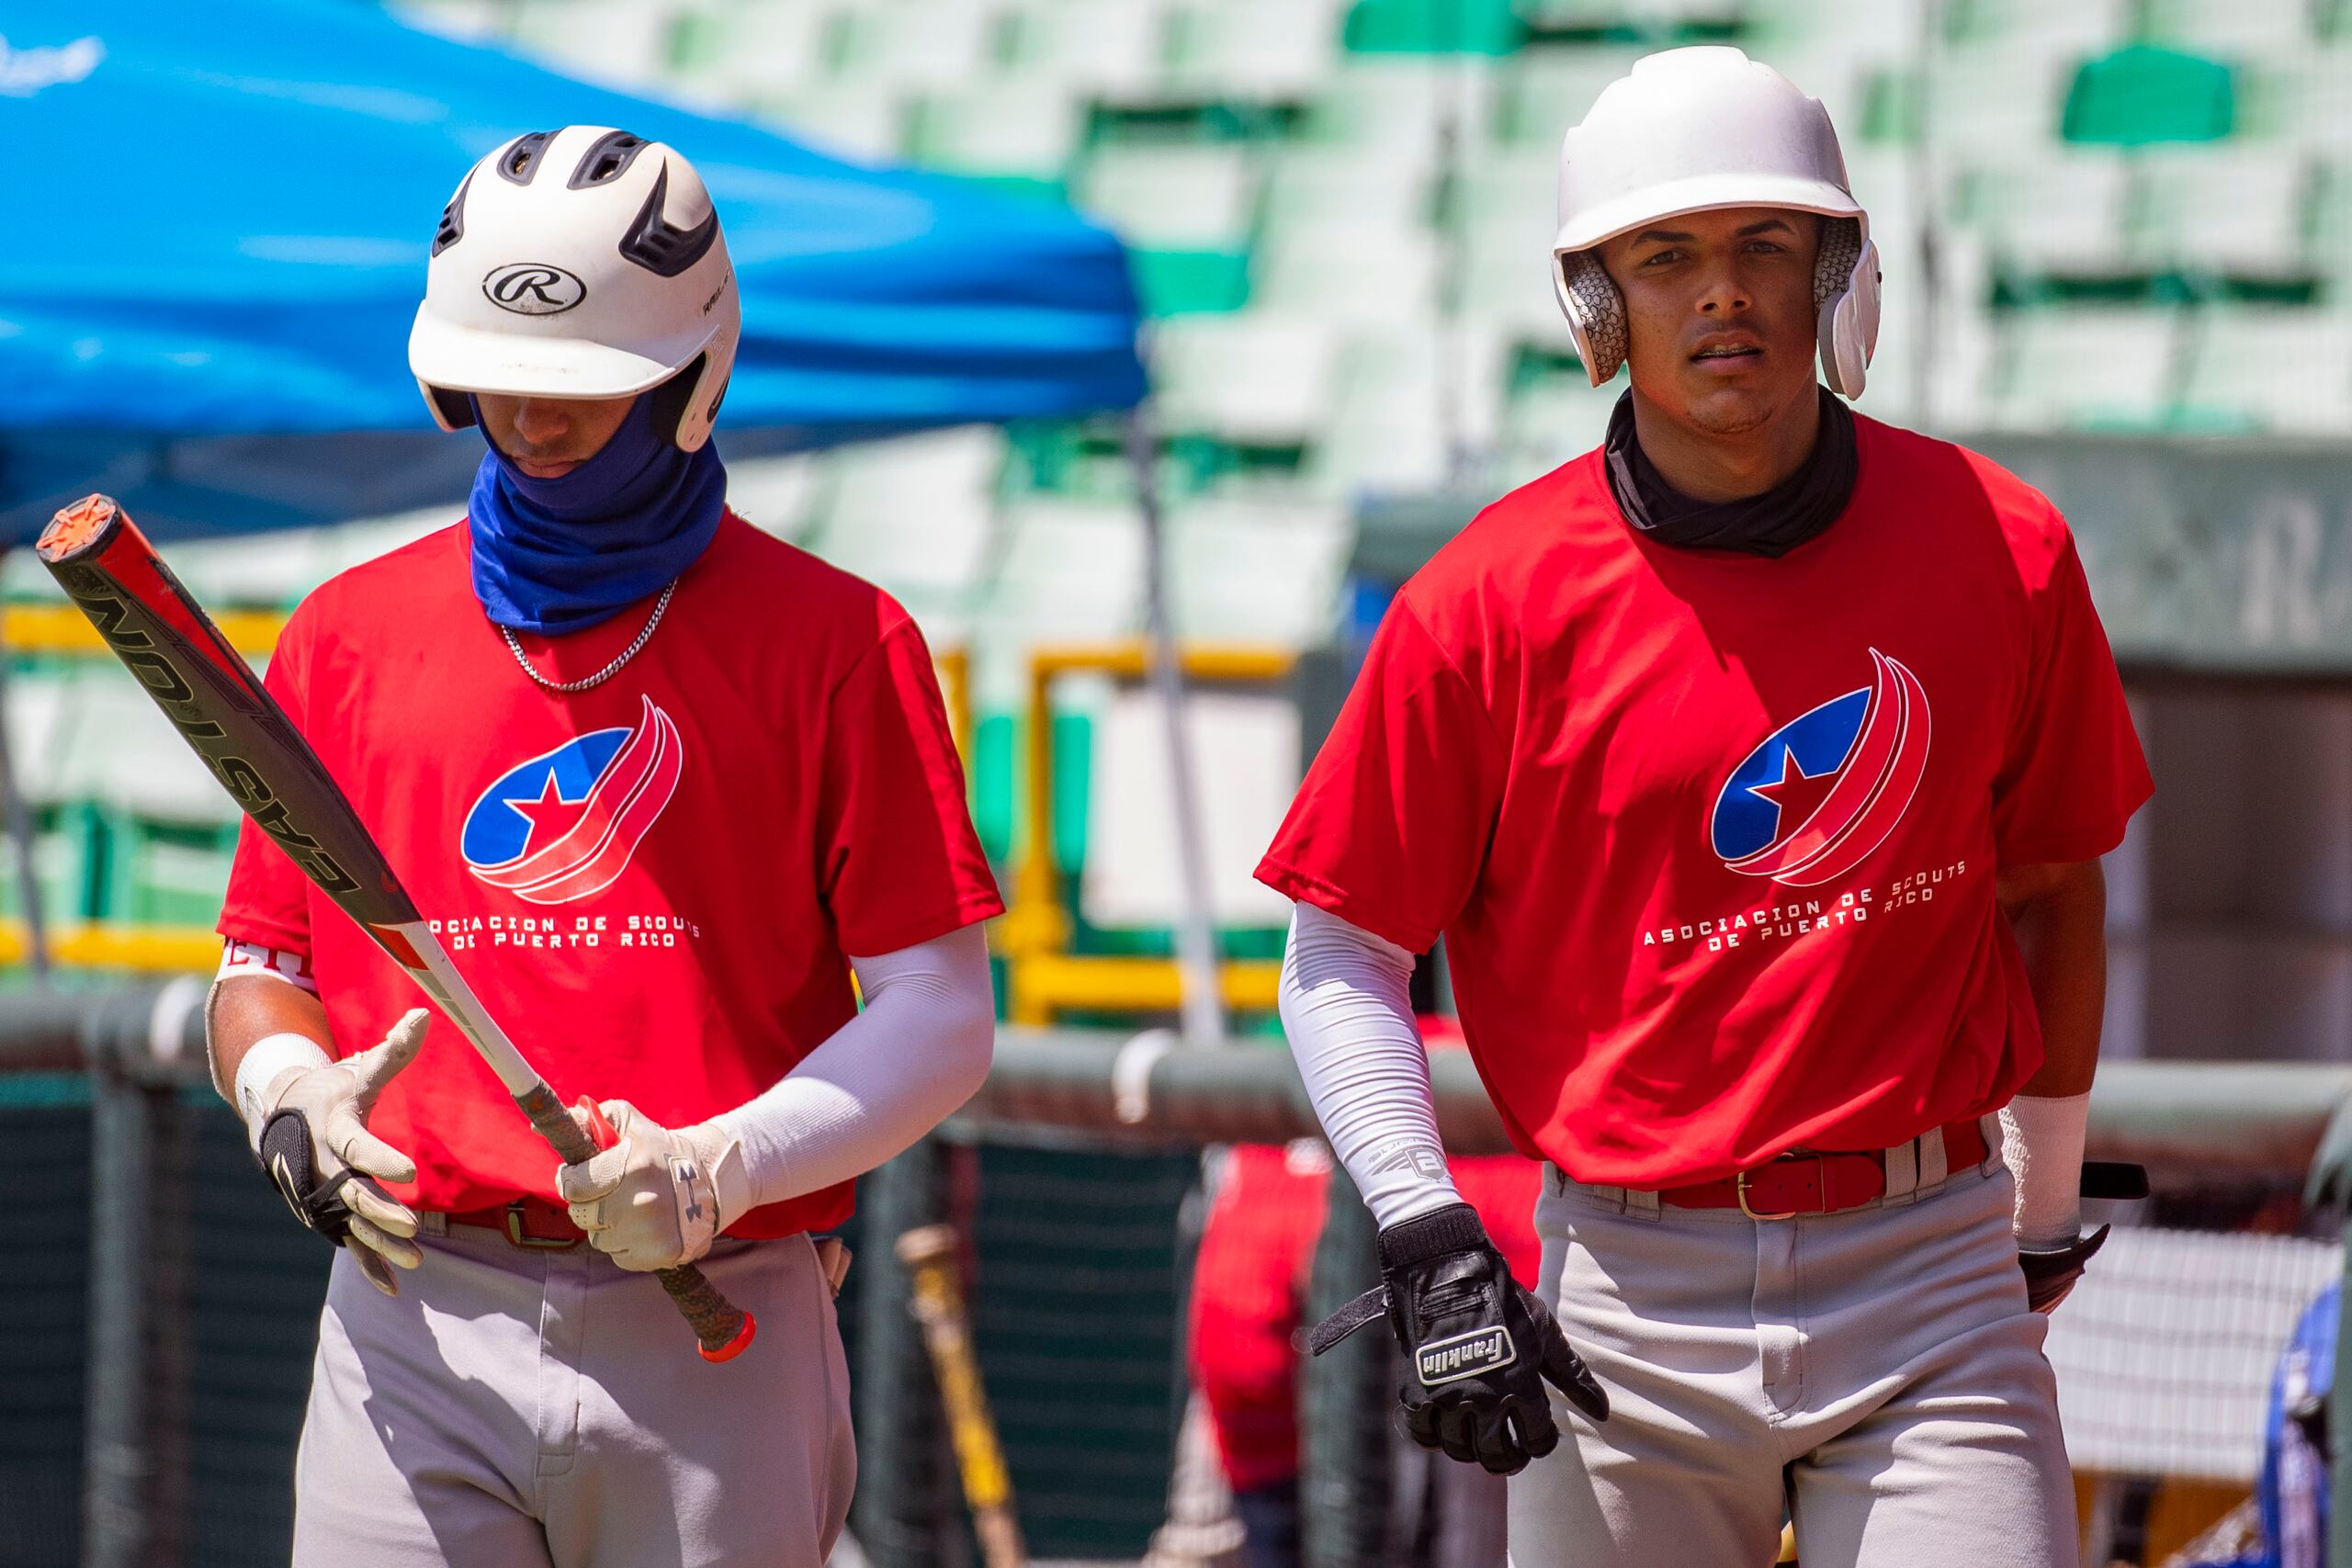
(2018, 1225, 2109, 1314)
(1309, 1202, 1608, 1474)
(556, 1100, 751, 1272)
(253, 1010, 429, 1296)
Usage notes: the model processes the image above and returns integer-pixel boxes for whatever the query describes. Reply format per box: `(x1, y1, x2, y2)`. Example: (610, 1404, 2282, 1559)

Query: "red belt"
(1657, 1118, 1991, 1220)
(444, 1196, 586, 1248)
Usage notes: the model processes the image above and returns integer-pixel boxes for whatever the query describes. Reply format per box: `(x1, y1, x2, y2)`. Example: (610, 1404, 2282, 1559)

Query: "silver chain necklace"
(501, 581, 676, 694)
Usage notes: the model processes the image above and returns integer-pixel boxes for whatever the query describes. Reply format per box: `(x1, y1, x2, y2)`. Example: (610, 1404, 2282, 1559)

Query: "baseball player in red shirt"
(1263, 50, 2152, 1567)
(206, 127, 1002, 1566)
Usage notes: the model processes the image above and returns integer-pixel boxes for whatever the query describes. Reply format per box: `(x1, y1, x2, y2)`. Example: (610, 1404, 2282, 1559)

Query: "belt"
(444, 1196, 587, 1248)
(1657, 1117, 1992, 1220)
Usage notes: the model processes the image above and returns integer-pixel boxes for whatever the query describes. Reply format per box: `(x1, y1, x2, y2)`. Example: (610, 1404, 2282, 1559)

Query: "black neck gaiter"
(1603, 387, 1858, 559)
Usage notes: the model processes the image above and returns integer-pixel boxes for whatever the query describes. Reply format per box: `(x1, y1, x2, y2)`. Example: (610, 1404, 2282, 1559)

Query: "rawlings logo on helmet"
(482, 263, 586, 316)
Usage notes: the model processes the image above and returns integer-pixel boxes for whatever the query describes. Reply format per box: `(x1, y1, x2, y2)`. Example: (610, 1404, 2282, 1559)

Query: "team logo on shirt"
(1709, 649, 1930, 888)
(458, 694, 684, 905)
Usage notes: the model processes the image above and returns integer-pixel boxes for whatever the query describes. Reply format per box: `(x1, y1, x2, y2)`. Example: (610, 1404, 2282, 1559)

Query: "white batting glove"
(248, 1010, 429, 1296)
(555, 1100, 751, 1272)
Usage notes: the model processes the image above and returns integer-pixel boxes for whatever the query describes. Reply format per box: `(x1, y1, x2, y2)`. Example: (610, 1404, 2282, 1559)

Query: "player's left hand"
(2018, 1224, 2109, 1314)
(555, 1100, 750, 1272)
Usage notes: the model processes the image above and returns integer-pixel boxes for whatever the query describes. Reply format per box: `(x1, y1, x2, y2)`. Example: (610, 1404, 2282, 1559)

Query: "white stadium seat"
(2177, 307, 2352, 435)
(831, 0, 1002, 89)
(1150, 312, 1340, 448)
(2133, 149, 2315, 277)
(1077, 143, 1261, 251)
(1988, 307, 2184, 432)
(1001, 0, 1171, 100)
(1163, 0, 1341, 107)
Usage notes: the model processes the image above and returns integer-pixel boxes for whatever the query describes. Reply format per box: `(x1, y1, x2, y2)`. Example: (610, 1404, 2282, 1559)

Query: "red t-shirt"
(218, 513, 1002, 1236)
(1257, 418, 2153, 1190)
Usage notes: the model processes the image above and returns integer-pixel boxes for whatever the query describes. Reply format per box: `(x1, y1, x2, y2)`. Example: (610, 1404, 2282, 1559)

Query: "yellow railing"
(1000, 641, 1295, 1025)
(0, 919, 223, 974)
(5, 603, 287, 658)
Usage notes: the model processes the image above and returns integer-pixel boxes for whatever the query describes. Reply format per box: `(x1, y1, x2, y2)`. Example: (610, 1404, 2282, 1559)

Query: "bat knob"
(574, 1094, 621, 1153)
(698, 1312, 759, 1363)
(39, 495, 121, 564)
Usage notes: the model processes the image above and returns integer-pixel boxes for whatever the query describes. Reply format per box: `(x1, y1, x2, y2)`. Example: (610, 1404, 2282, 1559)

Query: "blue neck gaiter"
(468, 394, 728, 635)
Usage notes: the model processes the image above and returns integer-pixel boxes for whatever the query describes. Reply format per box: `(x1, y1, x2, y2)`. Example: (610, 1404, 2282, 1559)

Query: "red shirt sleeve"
(1991, 532, 2154, 865)
(816, 614, 1003, 956)
(216, 610, 315, 953)
(1256, 592, 1505, 953)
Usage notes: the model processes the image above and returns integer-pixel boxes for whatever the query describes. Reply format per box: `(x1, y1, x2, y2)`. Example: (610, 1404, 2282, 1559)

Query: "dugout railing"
(5, 990, 2351, 1568)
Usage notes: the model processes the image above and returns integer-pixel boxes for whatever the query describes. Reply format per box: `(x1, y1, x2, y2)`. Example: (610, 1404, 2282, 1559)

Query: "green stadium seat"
(504, 0, 686, 89)
(1954, 153, 2133, 275)
(1299, 60, 1496, 164)
(1498, 47, 1646, 146)
(111, 820, 240, 929)
(1987, 306, 2185, 431)
(1164, 0, 1341, 107)
(756, 80, 910, 161)
(2062, 45, 2236, 145)
(1127, 251, 1255, 315)
(909, 82, 1085, 184)
(2141, 0, 2319, 54)
(670, 1, 834, 103)
(1001, 0, 1172, 101)
(1340, 0, 1521, 56)
(2176, 307, 2352, 434)
(831, 0, 1003, 89)
(1167, 495, 1353, 646)
(2132, 149, 2315, 278)
(1253, 219, 1442, 323)
(1151, 313, 1340, 448)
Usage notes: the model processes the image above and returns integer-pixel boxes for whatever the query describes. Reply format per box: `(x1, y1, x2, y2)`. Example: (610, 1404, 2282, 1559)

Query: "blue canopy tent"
(0, 0, 1147, 541)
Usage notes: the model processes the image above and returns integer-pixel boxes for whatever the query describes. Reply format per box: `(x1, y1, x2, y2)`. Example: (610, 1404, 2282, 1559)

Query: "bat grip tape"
(511, 1084, 758, 1362)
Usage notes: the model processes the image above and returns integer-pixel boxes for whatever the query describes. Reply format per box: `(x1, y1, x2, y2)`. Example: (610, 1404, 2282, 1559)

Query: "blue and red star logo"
(458, 695, 684, 905)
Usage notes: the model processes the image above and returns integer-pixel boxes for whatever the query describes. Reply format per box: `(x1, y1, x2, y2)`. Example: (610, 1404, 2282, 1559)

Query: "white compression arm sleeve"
(1278, 900, 1462, 1230)
(710, 921, 996, 1209)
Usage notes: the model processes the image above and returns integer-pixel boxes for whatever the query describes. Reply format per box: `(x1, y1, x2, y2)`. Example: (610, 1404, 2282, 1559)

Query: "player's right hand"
(1307, 1202, 1608, 1474)
(254, 1010, 429, 1296)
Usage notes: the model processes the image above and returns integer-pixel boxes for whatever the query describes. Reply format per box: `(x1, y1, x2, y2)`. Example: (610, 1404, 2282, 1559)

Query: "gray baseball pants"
(1508, 1131, 2076, 1568)
(291, 1220, 854, 1568)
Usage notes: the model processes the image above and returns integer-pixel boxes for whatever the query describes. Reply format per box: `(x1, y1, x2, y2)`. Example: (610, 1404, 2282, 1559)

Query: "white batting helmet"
(1551, 48, 1879, 398)
(408, 126, 740, 452)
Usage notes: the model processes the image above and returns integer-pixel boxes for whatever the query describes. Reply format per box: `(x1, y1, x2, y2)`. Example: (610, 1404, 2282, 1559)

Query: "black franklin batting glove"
(1309, 1202, 1608, 1475)
(2018, 1224, 2109, 1314)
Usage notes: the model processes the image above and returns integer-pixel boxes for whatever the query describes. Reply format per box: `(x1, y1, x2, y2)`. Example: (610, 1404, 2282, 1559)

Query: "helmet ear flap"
(1554, 250, 1627, 388)
(421, 384, 474, 432)
(1814, 217, 1878, 400)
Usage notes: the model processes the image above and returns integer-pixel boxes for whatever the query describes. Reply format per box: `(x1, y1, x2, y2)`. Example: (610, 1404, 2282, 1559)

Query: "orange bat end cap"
(37, 494, 119, 564)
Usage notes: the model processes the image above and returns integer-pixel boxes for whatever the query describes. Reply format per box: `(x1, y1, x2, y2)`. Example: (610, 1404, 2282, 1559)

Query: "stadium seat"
(2062, 44, 2237, 145)
(1252, 218, 1442, 323)
(1163, 0, 1341, 107)
(1340, 0, 1522, 56)
(908, 81, 1085, 184)
(1498, 48, 1647, 147)
(1001, 0, 1172, 100)
(1077, 143, 1261, 253)
(1262, 144, 1437, 236)
(1455, 215, 1574, 346)
(669, 1, 833, 102)
(390, 1, 513, 44)
(1299, 59, 1496, 164)
(2132, 149, 2314, 278)
(1149, 313, 1340, 448)
(504, 0, 684, 88)
(831, 0, 1003, 89)
(756, 80, 910, 161)
(1987, 306, 2185, 431)
(1743, 0, 1928, 61)
(1166, 495, 1354, 646)
(51, 672, 235, 825)
(977, 497, 1148, 648)
(724, 454, 826, 544)
(809, 429, 1006, 606)
(1954, 153, 2134, 275)
(2140, 0, 2320, 53)
(1306, 327, 1507, 496)
(2175, 307, 2352, 434)
(1945, 0, 2132, 57)
(1499, 373, 1618, 491)
(1914, 45, 2072, 151)
(2237, 49, 2352, 152)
